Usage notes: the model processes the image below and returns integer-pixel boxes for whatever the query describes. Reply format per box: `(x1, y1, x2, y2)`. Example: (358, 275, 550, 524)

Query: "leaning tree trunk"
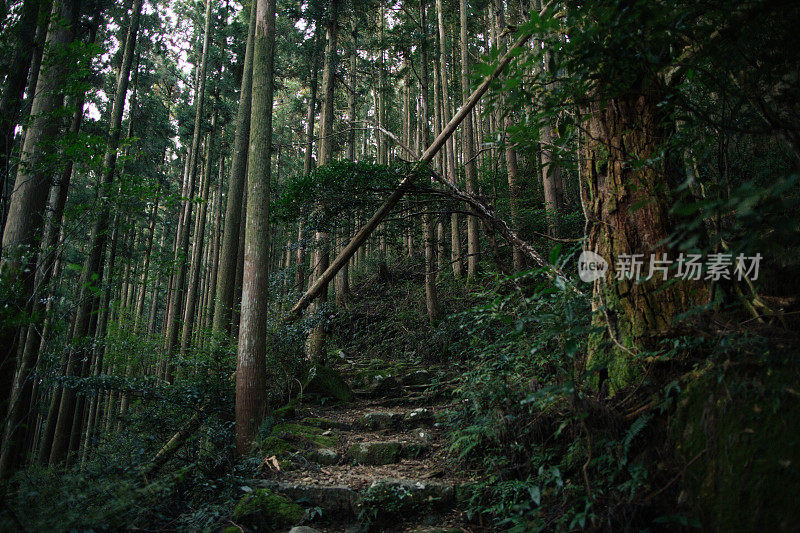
(580, 87, 709, 390)
(236, 0, 276, 455)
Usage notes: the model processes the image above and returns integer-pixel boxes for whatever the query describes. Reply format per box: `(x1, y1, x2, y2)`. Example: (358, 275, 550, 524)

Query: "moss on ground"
(233, 488, 304, 530)
(672, 363, 800, 531)
(271, 422, 339, 449)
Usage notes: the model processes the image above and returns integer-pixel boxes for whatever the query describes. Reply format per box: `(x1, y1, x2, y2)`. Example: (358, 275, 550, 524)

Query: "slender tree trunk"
(204, 158, 224, 331)
(48, 0, 142, 465)
(420, 0, 440, 319)
(181, 111, 217, 356)
(308, 0, 340, 359)
(236, 0, 276, 455)
(212, 0, 255, 338)
(78, 208, 120, 465)
(459, 0, 479, 279)
(163, 0, 213, 380)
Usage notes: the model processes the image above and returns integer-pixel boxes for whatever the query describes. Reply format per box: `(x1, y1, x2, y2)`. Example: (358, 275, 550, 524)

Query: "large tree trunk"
(236, 0, 276, 455)
(581, 88, 709, 390)
(212, 0, 256, 337)
(0, 0, 40, 226)
(0, 28, 98, 473)
(0, 0, 81, 416)
(47, 0, 142, 465)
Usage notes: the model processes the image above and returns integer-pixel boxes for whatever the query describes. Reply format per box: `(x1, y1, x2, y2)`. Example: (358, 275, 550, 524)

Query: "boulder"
(254, 480, 359, 516)
(233, 488, 304, 531)
(308, 448, 340, 465)
(355, 412, 402, 430)
(404, 408, 435, 427)
(347, 441, 402, 465)
(304, 365, 354, 403)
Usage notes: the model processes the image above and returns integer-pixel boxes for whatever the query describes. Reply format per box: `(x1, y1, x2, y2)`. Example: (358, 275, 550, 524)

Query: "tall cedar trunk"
(459, 0, 479, 279)
(212, 0, 255, 337)
(436, 0, 463, 277)
(47, 0, 142, 465)
(346, 17, 357, 161)
(494, 0, 523, 270)
(134, 179, 162, 332)
(0, 0, 81, 415)
(581, 88, 708, 390)
(0, 10, 99, 472)
(295, 30, 323, 293)
(0, 0, 40, 226)
(308, 0, 340, 359)
(181, 109, 216, 356)
(163, 0, 213, 377)
(539, 41, 563, 237)
(420, 0, 440, 320)
(78, 207, 120, 465)
(236, 0, 276, 455)
(147, 229, 169, 335)
(205, 158, 224, 330)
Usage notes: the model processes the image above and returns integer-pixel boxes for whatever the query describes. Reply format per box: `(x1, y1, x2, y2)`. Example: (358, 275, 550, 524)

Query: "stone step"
(250, 480, 359, 516)
(248, 478, 462, 520)
(345, 440, 432, 465)
(354, 408, 436, 430)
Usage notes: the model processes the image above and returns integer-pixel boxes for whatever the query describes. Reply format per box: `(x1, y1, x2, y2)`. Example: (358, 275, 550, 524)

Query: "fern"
(622, 413, 651, 465)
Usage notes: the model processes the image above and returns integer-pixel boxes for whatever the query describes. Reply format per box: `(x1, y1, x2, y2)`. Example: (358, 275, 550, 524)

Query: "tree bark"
(0, 0, 81, 415)
(47, 0, 142, 465)
(307, 0, 340, 359)
(163, 0, 213, 376)
(581, 88, 709, 389)
(459, 0, 479, 279)
(212, 0, 256, 337)
(236, 0, 276, 455)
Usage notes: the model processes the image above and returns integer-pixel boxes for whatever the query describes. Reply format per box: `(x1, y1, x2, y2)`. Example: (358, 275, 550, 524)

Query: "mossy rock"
(304, 364, 354, 403)
(261, 436, 293, 457)
(233, 488, 304, 531)
(274, 400, 298, 420)
(672, 364, 800, 531)
(348, 441, 402, 465)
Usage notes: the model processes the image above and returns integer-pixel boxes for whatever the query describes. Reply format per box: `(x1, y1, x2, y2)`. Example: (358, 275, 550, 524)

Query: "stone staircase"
(239, 366, 470, 532)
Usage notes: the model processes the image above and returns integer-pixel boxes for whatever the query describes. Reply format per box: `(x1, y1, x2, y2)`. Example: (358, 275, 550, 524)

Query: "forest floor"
(243, 353, 475, 532)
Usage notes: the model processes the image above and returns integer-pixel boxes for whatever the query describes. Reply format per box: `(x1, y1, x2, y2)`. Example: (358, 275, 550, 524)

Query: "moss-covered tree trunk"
(236, 0, 276, 455)
(580, 87, 708, 389)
